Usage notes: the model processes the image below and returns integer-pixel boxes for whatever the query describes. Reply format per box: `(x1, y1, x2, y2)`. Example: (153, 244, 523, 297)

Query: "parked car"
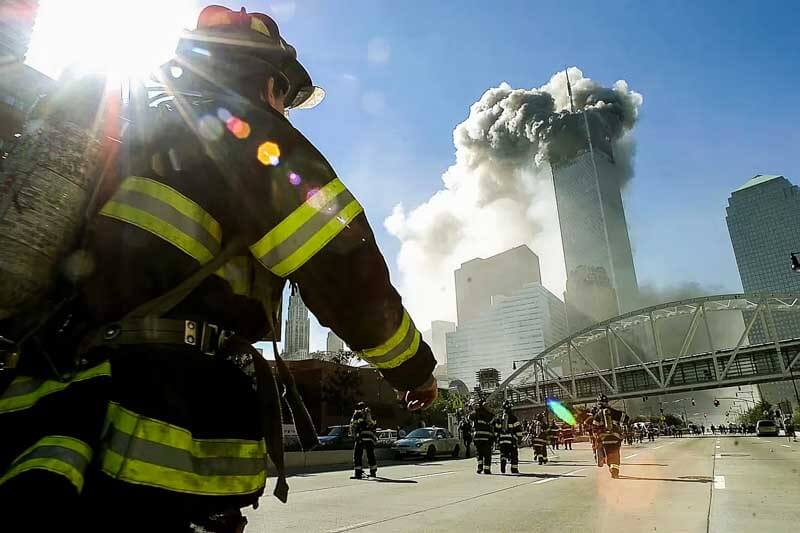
(756, 419, 779, 437)
(391, 427, 461, 459)
(317, 425, 354, 450)
(376, 429, 398, 447)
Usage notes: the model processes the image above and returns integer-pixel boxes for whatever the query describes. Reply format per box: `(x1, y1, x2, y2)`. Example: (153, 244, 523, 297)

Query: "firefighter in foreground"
(469, 398, 495, 474)
(494, 399, 521, 474)
(530, 412, 550, 465)
(351, 402, 378, 478)
(0, 6, 436, 531)
(592, 394, 629, 479)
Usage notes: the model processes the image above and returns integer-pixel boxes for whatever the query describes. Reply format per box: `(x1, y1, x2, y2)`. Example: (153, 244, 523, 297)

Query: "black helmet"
(177, 5, 324, 110)
(502, 399, 513, 411)
(597, 394, 609, 406)
(356, 401, 367, 410)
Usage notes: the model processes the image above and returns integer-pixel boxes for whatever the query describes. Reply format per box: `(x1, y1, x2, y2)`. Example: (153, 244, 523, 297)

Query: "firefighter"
(494, 399, 521, 474)
(351, 402, 378, 478)
(592, 394, 628, 479)
(530, 412, 550, 465)
(469, 398, 495, 474)
(458, 413, 473, 458)
(0, 6, 437, 531)
(561, 423, 575, 450)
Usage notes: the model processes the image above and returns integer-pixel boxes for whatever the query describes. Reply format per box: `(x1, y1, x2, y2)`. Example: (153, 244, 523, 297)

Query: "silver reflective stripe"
(363, 322, 417, 365)
(114, 189, 221, 257)
(12, 445, 90, 472)
(255, 189, 357, 268)
(106, 426, 265, 477)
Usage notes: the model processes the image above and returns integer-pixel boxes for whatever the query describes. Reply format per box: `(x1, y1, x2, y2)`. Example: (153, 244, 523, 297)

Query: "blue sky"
(32, 1, 800, 351)
(228, 1, 799, 349)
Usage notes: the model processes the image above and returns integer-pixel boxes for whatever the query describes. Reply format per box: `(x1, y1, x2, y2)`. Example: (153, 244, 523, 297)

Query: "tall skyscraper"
(422, 320, 456, 366)
(454, 245, 541, 325)
(283, 286, 310, 360)
(446, 283, 568, 390)
(564, 265, 618, 334)
(549, 113, 639, 316)
(326, 330, 344, 353)
(726, 174, 800, 410)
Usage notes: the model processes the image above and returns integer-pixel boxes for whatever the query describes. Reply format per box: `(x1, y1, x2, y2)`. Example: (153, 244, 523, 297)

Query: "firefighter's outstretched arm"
(240, 118, 437, 407)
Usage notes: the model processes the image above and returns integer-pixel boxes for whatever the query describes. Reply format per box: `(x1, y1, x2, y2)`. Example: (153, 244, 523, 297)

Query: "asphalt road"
(244, 435, 800, 533)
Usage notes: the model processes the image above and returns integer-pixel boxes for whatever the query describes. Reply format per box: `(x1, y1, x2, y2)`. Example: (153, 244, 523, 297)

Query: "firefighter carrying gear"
(469, 402, 494, 474)
(529, 414, 550, 465)
(494, 401, 521, 474)
(350, 404, 378, 478)
(0, 5, 435, 529)
(593, 404, 628, 479)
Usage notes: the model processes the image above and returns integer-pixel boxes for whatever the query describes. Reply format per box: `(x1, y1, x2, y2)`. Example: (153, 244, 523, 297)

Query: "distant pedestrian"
(784, 416, 796, 442)
(701, 425, 705, 435)
(459, 416, 473, 458)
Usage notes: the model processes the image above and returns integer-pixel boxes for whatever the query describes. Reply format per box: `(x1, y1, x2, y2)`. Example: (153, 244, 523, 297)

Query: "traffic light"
(713, 399, 720, 407)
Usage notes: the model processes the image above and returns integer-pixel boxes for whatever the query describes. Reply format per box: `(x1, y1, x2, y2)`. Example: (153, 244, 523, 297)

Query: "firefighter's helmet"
(178, 5, 324, 109)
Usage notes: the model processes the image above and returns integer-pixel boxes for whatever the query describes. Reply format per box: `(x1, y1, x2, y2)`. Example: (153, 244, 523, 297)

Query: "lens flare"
(226, 117, 251, 139)
(288, 172, 302, 186)
(257, 141, 281, 166)
(546, 398, 576, 426)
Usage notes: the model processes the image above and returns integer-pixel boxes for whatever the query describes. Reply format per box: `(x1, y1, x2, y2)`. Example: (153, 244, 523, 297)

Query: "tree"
(320, 351, 362, 417)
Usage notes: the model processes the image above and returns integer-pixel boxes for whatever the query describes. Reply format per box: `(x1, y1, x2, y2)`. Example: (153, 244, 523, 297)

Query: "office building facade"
(726, 174, 800, 410)
(326, 331, 344, 353)
(454, 245, 541, 325)
(446, 283, 568, 390)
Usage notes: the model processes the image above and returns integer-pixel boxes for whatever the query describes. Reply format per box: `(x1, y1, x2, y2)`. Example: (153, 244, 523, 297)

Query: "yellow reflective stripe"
(100, 448, 266, 496)
(106, 402, 266, 459)
(120, 177, 221, 242)
(0, 361, 111, 414)
(250, 179, 364, 277)
(269, 199, 363, 277)
(250, 178, 347, 259)
(101, 402, 267, 496)
(0, 436, 92, 492)
(101, 201, 215, 264)
(359, 310, 422, 369)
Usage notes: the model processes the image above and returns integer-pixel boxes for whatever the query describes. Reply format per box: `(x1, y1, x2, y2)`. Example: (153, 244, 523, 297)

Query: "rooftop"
(733, 174, 785, 193)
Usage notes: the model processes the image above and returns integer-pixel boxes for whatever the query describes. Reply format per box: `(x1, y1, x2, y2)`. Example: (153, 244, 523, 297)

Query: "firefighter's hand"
(398, 375, 437, 411)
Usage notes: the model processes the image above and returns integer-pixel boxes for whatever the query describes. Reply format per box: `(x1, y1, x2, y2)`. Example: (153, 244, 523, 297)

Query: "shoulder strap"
(123, 235, 247, 320)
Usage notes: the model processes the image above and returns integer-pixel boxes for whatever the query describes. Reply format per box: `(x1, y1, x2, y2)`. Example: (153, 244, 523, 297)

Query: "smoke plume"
(385, 68, 643, 328)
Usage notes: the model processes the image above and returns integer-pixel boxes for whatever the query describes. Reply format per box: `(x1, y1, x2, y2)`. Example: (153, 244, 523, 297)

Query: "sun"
(26, 0, 198, 80)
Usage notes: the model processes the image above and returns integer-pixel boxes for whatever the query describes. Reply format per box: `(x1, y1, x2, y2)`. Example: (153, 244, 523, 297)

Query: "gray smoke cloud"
(385, 68, 643, 328)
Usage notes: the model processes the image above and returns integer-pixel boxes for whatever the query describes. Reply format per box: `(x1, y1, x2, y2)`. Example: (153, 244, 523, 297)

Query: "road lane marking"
(714, 475, 726, 489)
(327, 521, 374, 533)
(653, 445, 665, 449)
(624, 453, 639, 459)
(782, 444, 791, 448)
(716, 446, 721, 449)
(714, 454, 722, 458)
(406, 471, 455, 479)
(534, 468, 585, 484)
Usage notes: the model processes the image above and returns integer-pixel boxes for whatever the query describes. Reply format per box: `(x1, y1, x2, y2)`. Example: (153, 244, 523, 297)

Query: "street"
(245, 436, 800, 533)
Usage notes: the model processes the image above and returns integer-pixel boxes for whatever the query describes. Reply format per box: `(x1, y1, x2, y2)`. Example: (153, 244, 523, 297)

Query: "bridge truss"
(489, 294, 800, 408)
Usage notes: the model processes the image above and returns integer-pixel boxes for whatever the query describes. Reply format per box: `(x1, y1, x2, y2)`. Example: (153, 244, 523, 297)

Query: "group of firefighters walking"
(453, 393, 628, 478)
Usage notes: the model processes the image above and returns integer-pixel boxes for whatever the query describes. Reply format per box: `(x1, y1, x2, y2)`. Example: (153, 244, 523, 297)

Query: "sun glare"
(26, 0, 198, 80)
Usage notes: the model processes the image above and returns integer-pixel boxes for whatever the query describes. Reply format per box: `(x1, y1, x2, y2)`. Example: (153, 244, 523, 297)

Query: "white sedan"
(391, 427, 461, 459)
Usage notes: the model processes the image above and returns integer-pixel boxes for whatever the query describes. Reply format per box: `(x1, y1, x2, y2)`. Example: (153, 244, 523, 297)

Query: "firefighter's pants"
(475, 441, 492, 470)
(602, 436, 622, 469)
(354, 441, 376, 472)
(498, 443, 518, 466)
